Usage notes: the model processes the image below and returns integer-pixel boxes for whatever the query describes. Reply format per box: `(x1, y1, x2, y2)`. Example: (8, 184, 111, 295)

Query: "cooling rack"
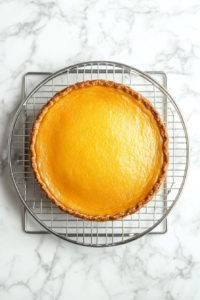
(8, 61, 189, 247)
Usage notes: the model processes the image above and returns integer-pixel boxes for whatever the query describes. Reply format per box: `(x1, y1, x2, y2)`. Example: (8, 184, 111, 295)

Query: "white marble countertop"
(1, 1, 200, 299)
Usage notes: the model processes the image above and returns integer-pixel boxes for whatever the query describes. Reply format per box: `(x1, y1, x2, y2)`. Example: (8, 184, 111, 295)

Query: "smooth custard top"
(35, 86, 163, 216)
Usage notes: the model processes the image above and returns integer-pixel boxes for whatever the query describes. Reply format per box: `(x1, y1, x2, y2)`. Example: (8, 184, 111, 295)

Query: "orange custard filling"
(35, 86, 163, 216)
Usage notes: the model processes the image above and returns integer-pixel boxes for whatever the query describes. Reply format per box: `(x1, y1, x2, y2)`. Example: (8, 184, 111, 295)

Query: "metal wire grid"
(8, 62, 189, 247)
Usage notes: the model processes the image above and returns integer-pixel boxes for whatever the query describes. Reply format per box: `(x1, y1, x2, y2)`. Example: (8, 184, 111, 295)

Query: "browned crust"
(29, 80, 169, 222)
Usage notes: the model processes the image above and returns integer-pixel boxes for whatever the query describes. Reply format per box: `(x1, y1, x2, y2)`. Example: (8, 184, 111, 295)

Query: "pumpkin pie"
(29, 80, 169, 222)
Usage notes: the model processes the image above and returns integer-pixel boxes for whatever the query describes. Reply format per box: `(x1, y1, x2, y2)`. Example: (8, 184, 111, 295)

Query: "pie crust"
(29, 80, 169, 222)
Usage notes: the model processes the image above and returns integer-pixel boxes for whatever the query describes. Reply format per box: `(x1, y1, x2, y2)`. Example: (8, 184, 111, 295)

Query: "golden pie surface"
(30, 80, 169, 222)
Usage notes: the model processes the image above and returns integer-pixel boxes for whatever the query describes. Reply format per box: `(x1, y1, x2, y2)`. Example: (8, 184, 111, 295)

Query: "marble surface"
(0, 0, 200, 299)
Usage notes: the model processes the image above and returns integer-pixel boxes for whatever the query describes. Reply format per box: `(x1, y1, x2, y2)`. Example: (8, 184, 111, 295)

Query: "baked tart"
(29, 80, 169, 222)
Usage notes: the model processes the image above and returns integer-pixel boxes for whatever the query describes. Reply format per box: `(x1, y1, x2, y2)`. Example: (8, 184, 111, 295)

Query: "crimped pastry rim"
(29, 80, 169, 222)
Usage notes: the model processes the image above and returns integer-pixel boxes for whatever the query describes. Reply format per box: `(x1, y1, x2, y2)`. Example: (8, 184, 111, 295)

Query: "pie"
(29, 80, 169, 222)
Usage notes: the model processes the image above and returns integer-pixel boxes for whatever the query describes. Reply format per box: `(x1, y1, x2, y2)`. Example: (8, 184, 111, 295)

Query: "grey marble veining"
(0, 0, 200, 299)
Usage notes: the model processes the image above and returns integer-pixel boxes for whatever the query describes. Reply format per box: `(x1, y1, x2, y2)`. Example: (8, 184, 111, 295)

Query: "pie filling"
(35, 86, 163, 217)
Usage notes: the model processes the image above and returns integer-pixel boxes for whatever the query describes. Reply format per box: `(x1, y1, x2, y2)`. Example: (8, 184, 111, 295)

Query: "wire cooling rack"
(8, 61, 189, 247)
